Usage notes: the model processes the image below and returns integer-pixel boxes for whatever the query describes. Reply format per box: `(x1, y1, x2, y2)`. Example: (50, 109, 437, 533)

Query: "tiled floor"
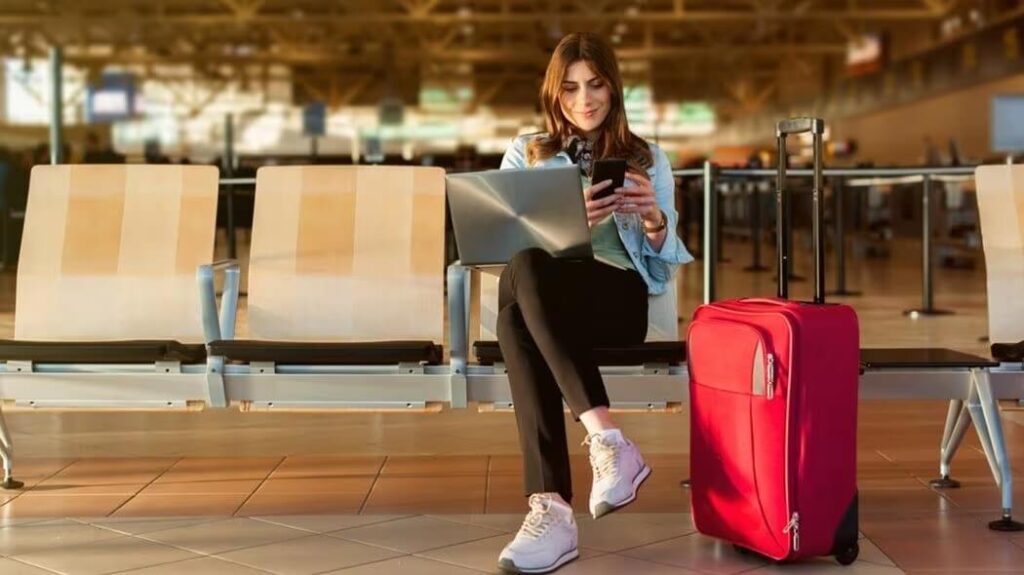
(0, 513, 904, 575)
(0, 236, 1017, 573)
(0, 440, 1023, 574)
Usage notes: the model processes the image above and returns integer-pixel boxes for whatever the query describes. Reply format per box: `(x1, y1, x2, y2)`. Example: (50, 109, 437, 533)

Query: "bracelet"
(643, 210, 667, 233)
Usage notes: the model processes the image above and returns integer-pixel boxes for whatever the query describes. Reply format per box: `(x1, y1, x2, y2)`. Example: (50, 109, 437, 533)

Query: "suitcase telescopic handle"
(776, 117, 826, 304)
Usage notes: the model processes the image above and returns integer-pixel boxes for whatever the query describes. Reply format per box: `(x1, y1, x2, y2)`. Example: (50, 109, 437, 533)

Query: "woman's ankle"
(536, 492, 571, 508)
(579, 406, 618, 436)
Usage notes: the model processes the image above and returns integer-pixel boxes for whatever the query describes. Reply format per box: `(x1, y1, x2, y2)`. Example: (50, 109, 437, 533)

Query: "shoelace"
(519, 494, 556, 539)
(583, 434, 621, 482)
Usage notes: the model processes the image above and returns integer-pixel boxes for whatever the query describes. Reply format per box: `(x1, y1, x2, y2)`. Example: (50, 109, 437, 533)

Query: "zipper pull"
(782, 512, 800, 552)
(766, 353, 775, 399)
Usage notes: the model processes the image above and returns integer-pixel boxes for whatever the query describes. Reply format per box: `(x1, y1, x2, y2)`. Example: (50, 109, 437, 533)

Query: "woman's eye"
(590, 81, 604, 89)
(562, 86, 578, 93)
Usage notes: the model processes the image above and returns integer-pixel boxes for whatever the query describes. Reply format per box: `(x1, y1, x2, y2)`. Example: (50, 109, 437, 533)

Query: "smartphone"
(590, 158, 627, 201)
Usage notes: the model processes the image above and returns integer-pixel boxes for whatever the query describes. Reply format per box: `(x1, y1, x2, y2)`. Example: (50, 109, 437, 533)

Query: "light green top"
(591, 213, 637, 271)
(582, 175, 636, 271)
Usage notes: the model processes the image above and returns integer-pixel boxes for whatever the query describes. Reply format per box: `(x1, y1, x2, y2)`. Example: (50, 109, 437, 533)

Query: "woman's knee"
(508, 248, 552, 275)
(501, 248, 552, 295)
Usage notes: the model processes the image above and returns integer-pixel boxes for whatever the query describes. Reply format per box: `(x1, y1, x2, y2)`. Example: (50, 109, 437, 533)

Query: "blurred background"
(0, 0, 1021, 274)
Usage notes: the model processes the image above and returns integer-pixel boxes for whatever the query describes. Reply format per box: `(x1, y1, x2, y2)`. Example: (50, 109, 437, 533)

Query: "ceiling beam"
(0, 8, 947, 27)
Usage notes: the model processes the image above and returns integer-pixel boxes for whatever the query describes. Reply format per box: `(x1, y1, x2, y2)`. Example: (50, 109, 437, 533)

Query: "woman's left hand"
(615, 173, 662, 226)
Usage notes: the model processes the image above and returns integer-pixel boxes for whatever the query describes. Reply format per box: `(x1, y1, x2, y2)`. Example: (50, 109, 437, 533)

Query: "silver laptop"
(446, 166, 593, 268)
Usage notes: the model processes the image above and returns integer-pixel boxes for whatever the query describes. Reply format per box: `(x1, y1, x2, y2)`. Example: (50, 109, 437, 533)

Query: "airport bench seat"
(209, 340, 443, 365)
(472, 340, 684, 366)
(0, 340, 207, 364)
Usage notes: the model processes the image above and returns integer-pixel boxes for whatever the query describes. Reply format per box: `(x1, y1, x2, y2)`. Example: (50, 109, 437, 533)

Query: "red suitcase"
(687, 118, 861, 565)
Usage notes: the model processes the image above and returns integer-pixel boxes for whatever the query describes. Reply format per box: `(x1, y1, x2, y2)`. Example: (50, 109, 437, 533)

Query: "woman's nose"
(577, 88, 591, 108)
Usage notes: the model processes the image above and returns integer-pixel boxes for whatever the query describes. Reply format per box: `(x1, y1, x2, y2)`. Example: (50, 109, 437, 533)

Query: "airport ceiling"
(0, 0, 977, 114)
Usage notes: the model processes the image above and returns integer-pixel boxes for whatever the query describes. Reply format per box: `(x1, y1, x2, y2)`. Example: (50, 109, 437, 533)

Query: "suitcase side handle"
(776, 117, 826, 304)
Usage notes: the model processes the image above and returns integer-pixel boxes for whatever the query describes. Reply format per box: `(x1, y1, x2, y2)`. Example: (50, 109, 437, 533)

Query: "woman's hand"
(615, 173, 662, 226)
(583, 179, 621, 228)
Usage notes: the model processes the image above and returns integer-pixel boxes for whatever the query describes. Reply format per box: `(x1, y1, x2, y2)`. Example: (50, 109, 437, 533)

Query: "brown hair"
(526, 32, 652, 174)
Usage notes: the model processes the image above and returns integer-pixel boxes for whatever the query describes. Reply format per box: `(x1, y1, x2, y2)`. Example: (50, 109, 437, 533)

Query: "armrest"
(447, 262, 471, 375)
(197, 259, 241, 344)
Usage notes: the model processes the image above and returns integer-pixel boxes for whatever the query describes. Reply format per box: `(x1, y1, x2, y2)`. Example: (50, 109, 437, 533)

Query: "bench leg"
(973, 370, 1024, 532)
(0, 406, 22, 489)
(966, 383, 1003, 487)
(931, 400, 968, 489)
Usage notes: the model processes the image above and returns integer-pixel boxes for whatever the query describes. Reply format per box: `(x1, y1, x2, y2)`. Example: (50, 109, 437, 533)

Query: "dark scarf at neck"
(564, 134, 595, 178)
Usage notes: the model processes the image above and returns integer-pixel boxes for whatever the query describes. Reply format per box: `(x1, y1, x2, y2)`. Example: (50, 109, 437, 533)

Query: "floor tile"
(859, 477, 957, 516)
(0, 495, 131, 518)
(24, 482, 147, 496)
(484, 474, 527, 513)
(35, 459, 176, 487)
(3, 459, 75, 491)
(252, 514, 409, 534)
(556, 553, 702, 574)
(116, 555, 272, 574)
(84, 516, 226, 536)
(858, 537, 899, 567)
(112, 494, 248, 517)
(577, 512, 696, 552)
(416, 533, 603, 572)
(0, 556, 65, 574)
(427, 513, 527, 534)
(138, 517, 310, 555)
(362, 475, 486, 514)
(216, 534, 402, 574)
(486, 455, 524, 476)
(155, 458, 282, 482)
(270, 456, 384, 479)
(0, 519, 122, 557)
(255, 477, 374, 495)
(236, 493, 365, 516)
(138, 479, 262, 496)
(12, 535, 198, 575)
(379, 455, 488, 477)
(863, 513, 1024, 571)
(324, 554, 483, 574)
(743, 559, 906, 574)
(330, 515, 503, 553)
(619, 532, 770, 574)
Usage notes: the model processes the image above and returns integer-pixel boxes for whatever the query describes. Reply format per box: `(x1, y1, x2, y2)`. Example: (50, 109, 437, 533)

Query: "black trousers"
(497, 248, 649, 503)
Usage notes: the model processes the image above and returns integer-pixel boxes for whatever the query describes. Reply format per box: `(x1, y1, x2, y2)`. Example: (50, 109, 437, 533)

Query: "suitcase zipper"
(766, 353, 775, 399)
(783, 512, 800, 552)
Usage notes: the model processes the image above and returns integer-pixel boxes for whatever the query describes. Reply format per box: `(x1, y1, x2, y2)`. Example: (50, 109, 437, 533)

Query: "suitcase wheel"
(835, 541, 859, 566)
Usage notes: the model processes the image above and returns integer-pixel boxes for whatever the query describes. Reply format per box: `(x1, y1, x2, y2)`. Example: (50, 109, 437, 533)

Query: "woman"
(496, 32, 693, 574)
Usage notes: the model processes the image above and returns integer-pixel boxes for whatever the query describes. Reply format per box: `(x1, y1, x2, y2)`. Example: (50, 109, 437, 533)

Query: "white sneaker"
(585, 429, 651, 519)
(497, 494, 579, 574)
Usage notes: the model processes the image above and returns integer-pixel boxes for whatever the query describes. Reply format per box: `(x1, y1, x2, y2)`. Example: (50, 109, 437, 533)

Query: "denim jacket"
(499, 134, 694, 295)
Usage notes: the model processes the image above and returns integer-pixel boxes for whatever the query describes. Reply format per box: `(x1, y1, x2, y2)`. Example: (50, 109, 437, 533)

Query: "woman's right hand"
(584, 179, 620, 228)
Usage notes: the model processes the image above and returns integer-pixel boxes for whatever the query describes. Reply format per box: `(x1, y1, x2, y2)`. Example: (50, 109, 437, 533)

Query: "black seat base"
(0, 340, 207, 364)
(860, 348, 998, 369)
(473, 341, 684, 366)
(209, 340, 443, 365)
(992, 341, 1024, 363)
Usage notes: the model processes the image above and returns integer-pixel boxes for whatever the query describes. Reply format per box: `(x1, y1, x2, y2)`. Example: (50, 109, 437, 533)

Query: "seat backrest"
(248, 166, 446, 342)
(479, 271, 679, 342)
(16, 165, 219, 342)
(976, 165, 1024, 344)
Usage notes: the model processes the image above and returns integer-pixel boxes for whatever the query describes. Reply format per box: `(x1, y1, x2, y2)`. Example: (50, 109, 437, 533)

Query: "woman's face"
(559, 60, 611, 137)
